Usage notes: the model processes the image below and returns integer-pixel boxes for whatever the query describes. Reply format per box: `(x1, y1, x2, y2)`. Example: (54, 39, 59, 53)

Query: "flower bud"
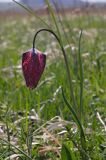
(22, 49, 46, 89)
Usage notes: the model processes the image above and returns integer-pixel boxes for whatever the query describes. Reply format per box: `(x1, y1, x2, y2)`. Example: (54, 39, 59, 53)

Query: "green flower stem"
(33, 28, 77, 110)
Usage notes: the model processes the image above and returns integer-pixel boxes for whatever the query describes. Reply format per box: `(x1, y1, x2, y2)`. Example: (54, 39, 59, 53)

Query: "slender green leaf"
(62, 89, 86, 151)
(45, 0, 78, 111)
(0, 138, 32, 160)
(45, 0, 62, 42)
(61, 143, 73, 160)
(13, 0, 50, 28)
(78, 30, 84, 121)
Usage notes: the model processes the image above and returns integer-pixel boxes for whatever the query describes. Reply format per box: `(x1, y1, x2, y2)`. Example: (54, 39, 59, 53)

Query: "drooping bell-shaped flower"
(22, 49, 46, 89)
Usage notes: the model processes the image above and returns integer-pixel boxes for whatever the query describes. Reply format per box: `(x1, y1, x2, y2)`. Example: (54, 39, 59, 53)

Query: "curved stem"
(33, 28, 77, 110)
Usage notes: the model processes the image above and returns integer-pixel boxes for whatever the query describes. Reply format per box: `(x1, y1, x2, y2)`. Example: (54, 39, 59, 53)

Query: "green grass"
(0, 9, 106, 160)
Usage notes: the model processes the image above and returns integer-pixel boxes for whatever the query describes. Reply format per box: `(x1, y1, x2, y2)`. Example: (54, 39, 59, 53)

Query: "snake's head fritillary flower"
(22, 48, 46, 89)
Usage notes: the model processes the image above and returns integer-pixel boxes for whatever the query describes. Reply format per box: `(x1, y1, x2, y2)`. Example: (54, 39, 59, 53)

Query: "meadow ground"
(0, 7, 106, 160)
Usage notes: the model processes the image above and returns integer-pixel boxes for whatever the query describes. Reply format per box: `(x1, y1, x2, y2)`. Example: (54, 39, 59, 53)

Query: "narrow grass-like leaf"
(52, 0, 71, 49)
(13, 0, 50, 28)
(62, 89, 86, 152)
(45, 0, 78, 111)
(45, 0, 62, 42)
(78, 30, 83, 121)
(0, 138, 32, 160)
(61, 143, 73, 160)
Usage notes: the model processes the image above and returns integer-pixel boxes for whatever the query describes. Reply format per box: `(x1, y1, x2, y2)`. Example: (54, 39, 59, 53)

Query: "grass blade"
(45, 0, 62, 42)
(62, 88, 87, 157)
(45, 0, 78, 111)
(78, 30, 84, 121)
(12, 0, 50, 28)
(0, 138, 32, 160)
(61, 143, 73, 160)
